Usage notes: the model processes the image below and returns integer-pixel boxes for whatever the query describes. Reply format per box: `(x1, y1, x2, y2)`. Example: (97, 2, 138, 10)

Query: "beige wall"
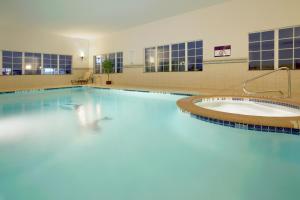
(90, 0, 300, 96)
(0, 28, 90, 90)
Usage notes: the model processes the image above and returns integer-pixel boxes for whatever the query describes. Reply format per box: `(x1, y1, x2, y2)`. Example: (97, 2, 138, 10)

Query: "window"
(43, 54, 58, 75)
(94, 52, 123, 74)
(94, 55, 102, 74)
(249, 30, 275, 70)
(279, 26, 300, 69)
(157, 45, 170, 72)
(172, 43, 185, 71)
(24, 52, 42, 75)
(100, 54, 108, 73)
(108, 53, 116, 73)
(145, 47, 156, 72)
(116, 52, 123, 73)
(2, 51, 22, 75)
(145, 40, 203, 73)
(59, 55, 72, 74)
(188, 41, 203, 71)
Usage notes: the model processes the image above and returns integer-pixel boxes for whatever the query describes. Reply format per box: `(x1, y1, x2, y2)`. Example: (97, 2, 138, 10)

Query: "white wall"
(90, 0, 300, 65)
(88, 0, 300, 97)
(0, 28, 90, 70)
(0, 28, 90, 90)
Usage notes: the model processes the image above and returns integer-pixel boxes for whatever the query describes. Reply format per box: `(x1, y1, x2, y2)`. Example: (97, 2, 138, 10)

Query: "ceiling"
(0, 0, 228, 39)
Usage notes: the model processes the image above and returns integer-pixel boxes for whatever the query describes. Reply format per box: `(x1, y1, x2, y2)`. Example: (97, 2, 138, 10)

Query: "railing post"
(243, 67, 291, 98)
(287, 68, 292, 98)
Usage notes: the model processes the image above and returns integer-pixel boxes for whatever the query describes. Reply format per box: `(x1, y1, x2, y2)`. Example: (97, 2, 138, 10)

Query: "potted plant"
(102, 60, 113, 85)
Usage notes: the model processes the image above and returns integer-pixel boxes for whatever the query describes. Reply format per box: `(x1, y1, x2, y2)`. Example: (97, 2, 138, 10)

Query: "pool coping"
(0, 85, 196, 96)
(0, 85, 83, 94)
(177, 95, 300, 135)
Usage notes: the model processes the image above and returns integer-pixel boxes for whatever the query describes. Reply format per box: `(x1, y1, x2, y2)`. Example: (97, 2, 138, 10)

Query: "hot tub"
(177, 96, 300, 135)
(196, 98, 300, 117)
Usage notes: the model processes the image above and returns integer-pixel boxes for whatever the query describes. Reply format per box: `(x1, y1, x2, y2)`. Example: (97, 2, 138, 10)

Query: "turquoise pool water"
(0, 87, 299, 200)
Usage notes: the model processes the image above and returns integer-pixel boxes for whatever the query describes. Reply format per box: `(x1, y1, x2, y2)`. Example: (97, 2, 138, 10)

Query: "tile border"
(177, 95, 300, 136)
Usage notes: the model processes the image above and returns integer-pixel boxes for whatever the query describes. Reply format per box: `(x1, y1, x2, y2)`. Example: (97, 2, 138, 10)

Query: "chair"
(71, 71, 93, 85)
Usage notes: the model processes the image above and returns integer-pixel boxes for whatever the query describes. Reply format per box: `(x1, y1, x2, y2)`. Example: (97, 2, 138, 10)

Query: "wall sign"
(214, 45, 231, 57)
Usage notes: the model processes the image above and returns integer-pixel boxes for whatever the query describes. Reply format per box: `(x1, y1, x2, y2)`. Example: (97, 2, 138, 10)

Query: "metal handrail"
(243, 67, 291, 98)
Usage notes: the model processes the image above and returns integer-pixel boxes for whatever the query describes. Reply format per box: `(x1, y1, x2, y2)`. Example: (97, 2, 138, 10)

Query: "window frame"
(93, 51, 123, 74)
(24, 52, 42, 75)
(144, 39, 203, 73)
(2, 50, 23, 75)
(1, 50, 73, 76)
(248, 30, 275, 71)
(43, 54, 59, 75)
(278, 26, 300, 70)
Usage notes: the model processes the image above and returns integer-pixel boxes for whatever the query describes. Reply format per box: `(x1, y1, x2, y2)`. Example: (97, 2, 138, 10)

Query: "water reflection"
(76, 103, 112, 132)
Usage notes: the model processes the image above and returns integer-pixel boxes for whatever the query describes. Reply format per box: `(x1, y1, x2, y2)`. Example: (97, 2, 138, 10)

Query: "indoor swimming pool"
(0, 87, 299, 200)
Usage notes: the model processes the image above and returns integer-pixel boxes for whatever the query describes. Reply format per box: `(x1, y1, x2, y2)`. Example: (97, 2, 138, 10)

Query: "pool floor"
(0, 87, 299, 200)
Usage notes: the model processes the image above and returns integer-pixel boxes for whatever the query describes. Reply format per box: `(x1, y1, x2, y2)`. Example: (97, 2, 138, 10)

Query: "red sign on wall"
(214, 45, 231, 57)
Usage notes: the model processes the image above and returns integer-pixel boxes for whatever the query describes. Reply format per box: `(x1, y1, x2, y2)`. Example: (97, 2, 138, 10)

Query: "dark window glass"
(196, 48, 202, 56)
(187, 40, 203, 71)
(196, 41, 203, 48)
(172, 43, 186, 72)
(2, 50, 23, 75)
(295, 48, 300, 58)
(172, 44, 178, 50)
(249, 42, 260, 51)
(262, 51, 274, 60)
(13, 52, 22, 57)
(295, 38, 300, 48)
(279, 49, 293, 59)
(261, 60, 274, 70)
(59, 55, 72, 74)
(279, 28, 293, 39)
(43, 54, 58, 74)
(249, 61, 260, 70)
(295, 59, 300, 69)
(279, 39, 293, 49)
(3, 57, 12, 63)
(188, 42, 195, 49)
(262, 31, 274, 40)
(261, 41, 274, 50)
(172, 51, 178, 57)
(295, 27, 300, 37)
(249, 33, 260, 42)
(249, 52, 260, 61)
(179, 50, 185, 58)
(249, 31, 274, 70)
(3, 51, 12, 57)
(279, 59, 293, 69)
(179, 43, 185, 50)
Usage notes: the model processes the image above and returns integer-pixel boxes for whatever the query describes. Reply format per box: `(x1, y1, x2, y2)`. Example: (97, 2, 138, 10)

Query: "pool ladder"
(243, 67, 291, 98)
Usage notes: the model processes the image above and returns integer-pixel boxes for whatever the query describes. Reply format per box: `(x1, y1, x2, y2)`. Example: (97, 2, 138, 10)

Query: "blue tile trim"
(188, 112, 299, 136)
(123, 89, 149, 93)
(0, 91, 14, 94)
(0, 86, 83, 95)
(44, 86, 82, 90)
(89, 87, 194, 96)
(90, 87, 111, 90)
(170, 93, 193, 96)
